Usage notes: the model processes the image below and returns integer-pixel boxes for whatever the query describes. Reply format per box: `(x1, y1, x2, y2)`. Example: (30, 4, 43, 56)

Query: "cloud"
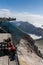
(0, 9, 14, 17)
(0, 9, 43, 28)
(14, 12, 43, 28)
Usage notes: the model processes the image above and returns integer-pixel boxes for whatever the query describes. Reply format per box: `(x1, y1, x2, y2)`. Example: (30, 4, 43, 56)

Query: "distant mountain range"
(11, 21, 43, 38)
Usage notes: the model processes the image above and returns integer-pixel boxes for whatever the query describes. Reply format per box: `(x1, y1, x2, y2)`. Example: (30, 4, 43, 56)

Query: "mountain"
(0, 21, 43, 59)
(17, 37, 43, 65)
(11, 21, 43, 38)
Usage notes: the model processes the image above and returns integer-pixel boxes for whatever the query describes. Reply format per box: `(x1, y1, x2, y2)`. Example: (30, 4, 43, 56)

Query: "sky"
(0, 0, 43, 28)
(0, 0, 43, 14)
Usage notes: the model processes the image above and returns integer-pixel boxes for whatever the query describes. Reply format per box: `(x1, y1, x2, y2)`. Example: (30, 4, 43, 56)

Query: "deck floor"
(0, 56, 16, 65)
(0, 33, 16, 65)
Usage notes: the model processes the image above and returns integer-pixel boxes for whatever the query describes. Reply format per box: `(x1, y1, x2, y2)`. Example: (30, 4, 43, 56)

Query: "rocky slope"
(17, 35, 43, 65)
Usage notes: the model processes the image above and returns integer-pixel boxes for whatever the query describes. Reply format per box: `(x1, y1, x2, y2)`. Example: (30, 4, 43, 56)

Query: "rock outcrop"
(17, 35, 43, 65)
(22, 34, 43, 59)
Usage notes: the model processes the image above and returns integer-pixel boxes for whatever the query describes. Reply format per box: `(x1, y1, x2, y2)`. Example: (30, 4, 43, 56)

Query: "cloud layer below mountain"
(0, 9, 43, 28)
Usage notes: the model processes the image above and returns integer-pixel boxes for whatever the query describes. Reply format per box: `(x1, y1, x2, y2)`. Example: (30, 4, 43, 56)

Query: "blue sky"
(0, 0, 43, 15)
(0, 0, 43, 28)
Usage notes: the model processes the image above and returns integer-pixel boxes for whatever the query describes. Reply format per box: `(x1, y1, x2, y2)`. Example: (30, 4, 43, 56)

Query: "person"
(9, 42, 16, 60)
(7, 38, 16, 60)
(3, 39, 8, 55)
(3, 38, 16, 60)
